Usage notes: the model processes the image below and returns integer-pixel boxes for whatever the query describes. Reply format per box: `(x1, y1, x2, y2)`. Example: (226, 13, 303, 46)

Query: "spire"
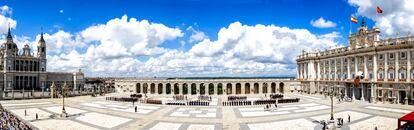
(7, 23, 12, 39)
(39, 27, 45, 43)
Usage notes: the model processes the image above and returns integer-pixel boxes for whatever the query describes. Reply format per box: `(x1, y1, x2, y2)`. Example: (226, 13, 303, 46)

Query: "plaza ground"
(1, 93, 412, 130)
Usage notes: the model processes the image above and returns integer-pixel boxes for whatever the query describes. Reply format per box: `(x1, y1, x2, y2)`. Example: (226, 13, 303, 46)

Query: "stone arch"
(245, 83, 250, 94)
(254, 83, 259, 94)
(208, 83, 214, 95)
(143, 83, 148, 94)
(136, 83, 141, 93)
(279, 82, 284, 93)
(183, 83, 188, 95)
(226, 83, 232, 95)
(158, 83, 163, 94)
(262, 82, 268, 93)
(150, 83, 156, 94)
(236, 83, 242, 94)
(200, 83, 206, 95)
(271, 82, 276, 93)
(166, 83, 171, 94)
(191, 83, 197, 95)
(174, 83, 179, 94)
(217, 83, 223, 95)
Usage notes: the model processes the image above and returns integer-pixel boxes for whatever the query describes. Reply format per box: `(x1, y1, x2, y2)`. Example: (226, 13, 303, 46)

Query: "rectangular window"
(379, 90, 382, 96)
(379, 54, 383, 60)
(369, 73, 373, 79)
(389, 91, 393, 97)
(390, 53, 394, 59)
(401, 52, 406, 58)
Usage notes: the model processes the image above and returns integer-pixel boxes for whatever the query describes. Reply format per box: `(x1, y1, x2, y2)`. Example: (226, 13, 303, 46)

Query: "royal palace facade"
(297, 19, 414, 105)
(0, 28, 85, 99)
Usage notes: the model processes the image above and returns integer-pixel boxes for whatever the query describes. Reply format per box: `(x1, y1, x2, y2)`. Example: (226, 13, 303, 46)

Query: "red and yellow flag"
(351, 16, 358, 24)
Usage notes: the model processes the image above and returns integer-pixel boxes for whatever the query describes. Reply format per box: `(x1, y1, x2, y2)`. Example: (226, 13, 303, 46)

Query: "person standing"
(348, 114, 350, 122)
(24, 109, 27, 116)
(36, 113, 38, 120)
(135, 106, 137, 113)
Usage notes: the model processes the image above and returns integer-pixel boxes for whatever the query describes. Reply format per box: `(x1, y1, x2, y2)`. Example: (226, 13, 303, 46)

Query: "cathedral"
(0, 27, 85, 99)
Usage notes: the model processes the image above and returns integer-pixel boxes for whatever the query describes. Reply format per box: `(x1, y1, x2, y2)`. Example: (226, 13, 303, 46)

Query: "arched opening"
(200, 83, 206, 94)
(191, 83, 197, 95)
(262, 83, 268, 94)
(158, 83, 163, 94)
(271, 82, 276, 93)
(174, 83, 179, 94)
(183, 83, 188, 95)
(136, 83, 141, 93)
(217, 83, 223, 95)
(236, 83, 242, 94)
(143, 83, 148, 94)
(245, 83, 250, 94)
(150, 83, 156, 94)
(254, 83, 259, 94)
(166, 83, 171, 94)
(279, 82, 284, 93)
(226, 83, 232, 94)
(209, 83, 214, 95)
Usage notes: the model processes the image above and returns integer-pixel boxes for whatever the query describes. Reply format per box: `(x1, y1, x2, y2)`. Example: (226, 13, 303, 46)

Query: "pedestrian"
(322, 121, 326, 130)
(348, 114, 350, 122)
(135, 106, 137, 112)
(24, 109, 27, 116)
(36, 113, 38, 120)
(374, 126, 377, 130)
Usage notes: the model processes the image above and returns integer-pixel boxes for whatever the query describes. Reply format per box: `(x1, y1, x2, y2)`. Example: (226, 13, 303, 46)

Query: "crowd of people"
(106, 97, 138, 102)
(188, 100, 210, 106)
(269, 93, 284, 99)
(173, 95, 187, 100)
(253, 99, 277, 105)
(130, 94, 142, 98)
(165, 100, 186, 105)
(277, 98, 300, 103)
(227, 96, 247, 101)
(146, 99, 162, 104)
(198, 95, 212, 101)
(0, 104, 32, 130)
(222, 100, 251, 106)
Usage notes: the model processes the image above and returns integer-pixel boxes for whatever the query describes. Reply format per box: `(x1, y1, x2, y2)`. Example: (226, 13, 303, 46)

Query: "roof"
(399, 111, 414, 122)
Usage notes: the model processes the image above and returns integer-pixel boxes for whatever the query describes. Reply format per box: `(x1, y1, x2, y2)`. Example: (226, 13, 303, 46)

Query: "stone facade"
(115, 78, 299, 95)
(0, 28, 85, 99)
(296, 19, 414, 105)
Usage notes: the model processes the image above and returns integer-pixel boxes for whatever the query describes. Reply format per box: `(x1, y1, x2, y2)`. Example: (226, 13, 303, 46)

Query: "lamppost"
(330, 86, 334, 121)
(61, 82, 68, 117)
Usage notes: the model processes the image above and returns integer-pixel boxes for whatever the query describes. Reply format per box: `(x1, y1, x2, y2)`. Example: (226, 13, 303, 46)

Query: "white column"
(205, 84, 209, 95)
(373, 54, 378, 103)
(334, 59, 337, 80)
(317, 61, 321, 80)
(259, 83, 263, 94)
(196, 83, 200, 95)
(214, 83, 218, 95)
(347, 58, 351, 80)
(395, 52, 399, 82)
(187, 84, 191, 95)
(241, 83, 245, 94)
(340, 58, 344, 80)
(179, 83, 183, 95)
(385, 53, 388, 80)
(407, 50, 411, 82)
(154, 83, 158, 95)
(232, 83, 236, 95)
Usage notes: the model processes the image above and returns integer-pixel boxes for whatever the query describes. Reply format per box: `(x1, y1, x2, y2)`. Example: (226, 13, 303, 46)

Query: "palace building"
(0, 27, 85, 99)
(296, 19, 414, 105)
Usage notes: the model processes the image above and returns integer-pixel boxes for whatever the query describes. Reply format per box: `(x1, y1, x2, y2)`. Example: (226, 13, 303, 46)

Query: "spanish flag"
(351, 16, 358, 24)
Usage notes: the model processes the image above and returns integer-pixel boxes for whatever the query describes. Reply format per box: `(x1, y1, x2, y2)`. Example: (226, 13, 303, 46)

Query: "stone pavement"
(0, 93, 412, 130)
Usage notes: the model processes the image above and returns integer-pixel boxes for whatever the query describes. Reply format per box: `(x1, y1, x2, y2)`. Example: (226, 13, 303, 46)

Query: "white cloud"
(0, 5, 12, 15)
(310, 17, 337, 28)
(348, 0, 414, 35)
(187, 26, 208, 43)
(59, 9, 64, 13)
(0, 13, 17, 33)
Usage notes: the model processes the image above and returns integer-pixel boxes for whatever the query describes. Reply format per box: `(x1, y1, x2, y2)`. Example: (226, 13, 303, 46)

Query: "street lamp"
(330, 86, 334, 121)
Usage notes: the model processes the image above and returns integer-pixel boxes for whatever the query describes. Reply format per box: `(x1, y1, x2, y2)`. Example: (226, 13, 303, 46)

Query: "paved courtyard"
(1, 93, 412, 130)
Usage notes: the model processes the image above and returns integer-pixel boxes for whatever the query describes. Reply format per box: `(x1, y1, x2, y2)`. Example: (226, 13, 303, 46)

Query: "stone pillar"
(385, 54, 388, 80)
(214, 83, 218, 95)
(259, 83, 263, 94)
(267, 83, 271, 94)
(162, 84, 166, 95)
(205, 84, 209, 95)
(196, 83, 201, 95)
(187, 84, 191, 95)
(395, 52, 399, 82)
(361, 84, 365, 101)
(154, 83, 158, 95)
(179, 83, 183, 95)
(241, 83, 245, 94)
(347, 57, 351, 80)
(232, 83, 236, 95)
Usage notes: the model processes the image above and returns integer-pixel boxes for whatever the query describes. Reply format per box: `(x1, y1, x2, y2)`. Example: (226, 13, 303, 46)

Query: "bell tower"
(37, 31, 47, 72)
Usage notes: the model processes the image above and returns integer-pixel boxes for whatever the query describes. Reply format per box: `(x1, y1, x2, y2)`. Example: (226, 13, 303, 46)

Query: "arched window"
(388, 68, 395, 79)
(399, 68, 406, 80)
(377, 69, 384, 80)
(368, 71, 373, 79)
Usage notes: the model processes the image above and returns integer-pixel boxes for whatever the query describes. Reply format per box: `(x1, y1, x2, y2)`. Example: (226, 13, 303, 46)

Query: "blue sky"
(0, 0, 406, 77)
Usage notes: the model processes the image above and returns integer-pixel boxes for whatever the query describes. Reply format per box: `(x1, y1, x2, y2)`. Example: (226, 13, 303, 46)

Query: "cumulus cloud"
(310, 17, 337, 28)
(348, 0, 414, 35)
(59, 9, 64, 13)
(0, 6, 16, 34)
(0, 5, 12, 15)
(187, 26, 208, 43)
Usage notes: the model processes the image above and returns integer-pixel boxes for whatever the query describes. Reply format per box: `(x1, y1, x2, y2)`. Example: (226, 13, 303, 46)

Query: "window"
(41, 47, 45, 52)
(389, 91, 393, 97)
(388, 69, 395, 79)
(411, 70, 414, 79)
(399, 69, 406, 79)
(379, 54, 383, 60)
(401, 52, 406, 59)
(378, 70, 384, 79)
(378, 90, 382, 96)
(351, 74, 355, 79)
(369, 73, 373, 79)
(389, 53, 394, 59)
